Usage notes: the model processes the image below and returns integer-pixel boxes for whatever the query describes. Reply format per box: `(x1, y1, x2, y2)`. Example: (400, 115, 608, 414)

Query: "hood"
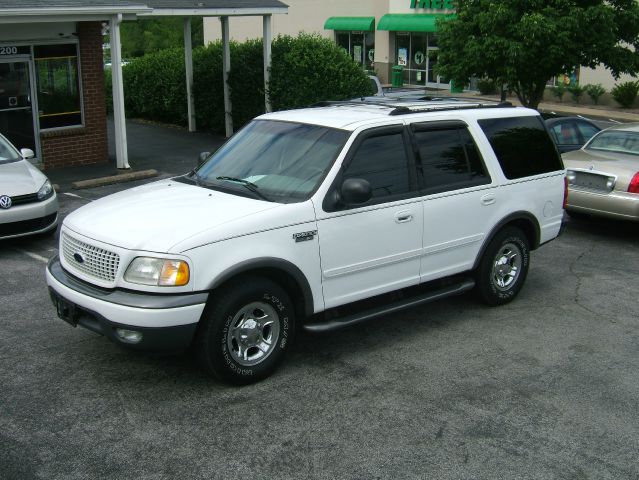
(64, 179, 281, 253)
(0, 160, 47, 196)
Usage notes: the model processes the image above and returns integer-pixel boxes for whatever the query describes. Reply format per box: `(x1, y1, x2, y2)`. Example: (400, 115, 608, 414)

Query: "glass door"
(0, 60, 37, 157)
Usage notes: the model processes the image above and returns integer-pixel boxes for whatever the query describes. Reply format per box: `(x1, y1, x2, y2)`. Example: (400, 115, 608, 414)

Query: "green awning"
(324, 16, 375, 32)
(377, 14, 455, 32)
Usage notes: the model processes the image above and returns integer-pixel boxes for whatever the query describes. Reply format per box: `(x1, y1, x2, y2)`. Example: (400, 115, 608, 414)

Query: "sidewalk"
(46, 118, 226, 192)
(452, 91, 639, 123)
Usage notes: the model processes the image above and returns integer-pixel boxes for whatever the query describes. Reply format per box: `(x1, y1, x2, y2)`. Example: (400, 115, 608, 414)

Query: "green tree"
(437, 1, 639, 109)
(120, 18, 204, 58)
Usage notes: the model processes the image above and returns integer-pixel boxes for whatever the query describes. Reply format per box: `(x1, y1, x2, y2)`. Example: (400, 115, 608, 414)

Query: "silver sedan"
(0, 134, 58, 240)
(562, 123, 639, 222)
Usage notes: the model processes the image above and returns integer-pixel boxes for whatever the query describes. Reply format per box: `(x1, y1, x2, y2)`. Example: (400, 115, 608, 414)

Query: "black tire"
(475, 227, 530, 306)
(195, 276, 295, 385)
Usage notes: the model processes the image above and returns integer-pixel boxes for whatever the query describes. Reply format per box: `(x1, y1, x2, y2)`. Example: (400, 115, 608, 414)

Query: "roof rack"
(310, 99, 514, 116)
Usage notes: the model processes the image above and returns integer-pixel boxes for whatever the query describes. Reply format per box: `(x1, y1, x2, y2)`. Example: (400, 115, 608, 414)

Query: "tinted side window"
(478, 116, 563, 179)
(344, 131, 411, 199)
(413, 127, 490, 192)
(551, 122, 579, 145)
(577, 122, 599, 141)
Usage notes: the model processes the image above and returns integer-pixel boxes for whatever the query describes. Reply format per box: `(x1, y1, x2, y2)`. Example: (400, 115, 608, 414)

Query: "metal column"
(110, 14, 130, 169)
(221, 16, 233, 137)
(184, 17, 196, 132)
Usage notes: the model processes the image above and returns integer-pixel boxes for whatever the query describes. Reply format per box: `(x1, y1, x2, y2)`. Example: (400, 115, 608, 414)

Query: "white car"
(0, 134, 58, 240)
(46, 99, 565, 384)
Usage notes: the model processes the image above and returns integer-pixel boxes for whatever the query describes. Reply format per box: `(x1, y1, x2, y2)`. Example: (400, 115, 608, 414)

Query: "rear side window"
(478, 116, 562, 179)
(412, 125, 490, 193)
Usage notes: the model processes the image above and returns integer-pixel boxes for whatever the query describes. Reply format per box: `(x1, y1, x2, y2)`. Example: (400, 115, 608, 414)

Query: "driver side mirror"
(197, 151, 210, 166)
(20, 148, 35, 159)
(340, 178, 372, 205)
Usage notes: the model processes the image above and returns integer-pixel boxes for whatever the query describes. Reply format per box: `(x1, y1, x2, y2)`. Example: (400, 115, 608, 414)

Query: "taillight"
(629, 172, 639, 194)
(563, 176, 569, 209)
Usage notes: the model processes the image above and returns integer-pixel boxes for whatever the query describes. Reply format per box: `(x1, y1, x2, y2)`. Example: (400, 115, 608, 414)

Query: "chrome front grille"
(61, 233, 120, 282)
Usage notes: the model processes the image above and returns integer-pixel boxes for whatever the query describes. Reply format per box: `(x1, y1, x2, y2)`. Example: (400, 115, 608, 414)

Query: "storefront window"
(34, 44, 82, 130)
(395, 32, 447, 87)
(335, 31, 374, 70)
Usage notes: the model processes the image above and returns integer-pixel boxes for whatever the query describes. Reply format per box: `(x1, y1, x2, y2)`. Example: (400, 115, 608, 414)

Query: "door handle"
(481, 194, 496, 206)
(395, 210, 413, 223)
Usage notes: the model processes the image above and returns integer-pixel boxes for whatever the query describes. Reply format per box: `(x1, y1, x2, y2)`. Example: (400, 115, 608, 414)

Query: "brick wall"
(41, 22, 108, 170)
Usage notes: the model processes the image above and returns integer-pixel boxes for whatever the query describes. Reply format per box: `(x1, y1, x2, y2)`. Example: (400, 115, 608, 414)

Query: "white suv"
(46, 99, 566, 384)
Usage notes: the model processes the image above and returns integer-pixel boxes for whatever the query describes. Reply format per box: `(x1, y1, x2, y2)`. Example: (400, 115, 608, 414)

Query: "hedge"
(107, 33, 372, 133)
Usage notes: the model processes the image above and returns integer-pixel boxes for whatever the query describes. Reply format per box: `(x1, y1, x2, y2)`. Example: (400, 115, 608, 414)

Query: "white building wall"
(579, 65, 637, 90)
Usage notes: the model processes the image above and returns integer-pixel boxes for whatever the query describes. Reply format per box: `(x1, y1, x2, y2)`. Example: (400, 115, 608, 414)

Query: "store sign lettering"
(410, 0, 455, 9)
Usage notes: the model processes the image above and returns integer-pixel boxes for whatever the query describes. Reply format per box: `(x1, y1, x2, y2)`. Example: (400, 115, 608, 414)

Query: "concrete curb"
(71, 169, 159, 190)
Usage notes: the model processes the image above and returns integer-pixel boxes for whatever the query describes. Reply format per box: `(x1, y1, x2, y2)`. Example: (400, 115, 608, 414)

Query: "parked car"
(563, 123, 639, 221)
(46, 99, 565, 384)
(0, 134, 58, 240)
(544, 115, 601, 153)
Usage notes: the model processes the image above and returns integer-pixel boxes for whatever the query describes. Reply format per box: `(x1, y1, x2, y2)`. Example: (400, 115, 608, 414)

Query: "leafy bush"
(477, 78, 497, 95)
(550, 84, 566, 102)
(585, 84, 606, 105)
(109, 34, 372, 132)
(269, 33, 372, 111)
(611, 81, 639, 108)
(567, 84, 585, 103)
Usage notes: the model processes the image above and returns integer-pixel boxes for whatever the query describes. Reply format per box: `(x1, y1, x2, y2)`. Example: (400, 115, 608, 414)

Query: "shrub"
(477, 78, 497, 95)
(611, 81, 639, 108)
(551, 84, 566, 102)
(110, 34, 372, 133)
(269, 33, 372, 111)
(567, 84, 585, 103)
(585, 84, 606, 105)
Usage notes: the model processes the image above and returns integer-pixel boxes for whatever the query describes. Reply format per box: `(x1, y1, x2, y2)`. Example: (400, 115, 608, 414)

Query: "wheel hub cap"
(227, 302, 280, 367)
(491, 242, 522, 292)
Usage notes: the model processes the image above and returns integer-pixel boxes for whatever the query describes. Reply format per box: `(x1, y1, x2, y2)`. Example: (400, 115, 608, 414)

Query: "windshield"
(195, 120, 349, 202)
(586, 130, 639, 156)
(0, 135, 21, 164)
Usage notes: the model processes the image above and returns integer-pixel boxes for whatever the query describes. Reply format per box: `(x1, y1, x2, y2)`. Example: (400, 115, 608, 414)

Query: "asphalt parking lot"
(2, 178, 639, 479)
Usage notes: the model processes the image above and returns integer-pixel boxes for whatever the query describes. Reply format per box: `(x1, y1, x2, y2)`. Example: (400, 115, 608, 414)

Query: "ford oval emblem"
(0, 195, 11, 209)
(73, 253, 85, 264)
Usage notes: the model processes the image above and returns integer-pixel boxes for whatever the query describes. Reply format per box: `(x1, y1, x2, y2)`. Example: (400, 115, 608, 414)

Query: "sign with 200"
(0, 46, 30, 56)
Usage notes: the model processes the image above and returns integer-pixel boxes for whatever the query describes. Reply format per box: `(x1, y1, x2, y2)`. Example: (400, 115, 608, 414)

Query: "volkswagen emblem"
(0, 195, 11, 210)
(73, 253, 85, 264)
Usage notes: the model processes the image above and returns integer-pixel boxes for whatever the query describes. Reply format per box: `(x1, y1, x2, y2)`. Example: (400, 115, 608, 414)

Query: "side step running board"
(303, 278, 475, 333)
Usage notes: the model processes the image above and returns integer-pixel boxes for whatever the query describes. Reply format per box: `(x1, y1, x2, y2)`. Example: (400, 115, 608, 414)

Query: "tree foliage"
(436, 0, 639, 109)
(120, 18, 204, 58)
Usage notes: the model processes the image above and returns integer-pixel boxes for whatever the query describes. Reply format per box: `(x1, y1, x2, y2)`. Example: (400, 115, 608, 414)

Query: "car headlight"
(124, 257, 190, 286)
(37, 180, 54, 200)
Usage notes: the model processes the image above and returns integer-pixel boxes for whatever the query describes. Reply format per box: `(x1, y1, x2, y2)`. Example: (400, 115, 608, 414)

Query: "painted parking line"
(15, 249, 51, 264)
(63, 192, 84, 198)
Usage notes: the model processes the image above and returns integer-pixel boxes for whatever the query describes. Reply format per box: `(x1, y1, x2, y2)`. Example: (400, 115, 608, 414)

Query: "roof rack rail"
(388, 101, 514, 116)
(310, 99, 515, 115)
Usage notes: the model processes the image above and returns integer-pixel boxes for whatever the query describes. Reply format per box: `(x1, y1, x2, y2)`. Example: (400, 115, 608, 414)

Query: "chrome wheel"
(491, 242, 522, 291)
(226, 301, 280, 367)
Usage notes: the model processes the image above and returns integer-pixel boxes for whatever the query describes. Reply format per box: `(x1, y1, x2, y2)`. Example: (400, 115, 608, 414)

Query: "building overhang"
(324, 16, 375, 32)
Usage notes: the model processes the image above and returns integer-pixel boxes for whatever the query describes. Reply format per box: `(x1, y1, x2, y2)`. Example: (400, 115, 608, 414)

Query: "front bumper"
(0, 192, 58, 239)
(46, 256, 208, 351)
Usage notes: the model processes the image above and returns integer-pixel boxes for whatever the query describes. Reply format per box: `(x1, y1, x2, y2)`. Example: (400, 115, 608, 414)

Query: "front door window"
(0, 60, 36, 154)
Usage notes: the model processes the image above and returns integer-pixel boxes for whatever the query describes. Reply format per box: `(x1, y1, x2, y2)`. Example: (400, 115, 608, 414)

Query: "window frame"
(34, 40, 85, 132)
(322, 124, 419, 212)
(408, 120, 492, 195)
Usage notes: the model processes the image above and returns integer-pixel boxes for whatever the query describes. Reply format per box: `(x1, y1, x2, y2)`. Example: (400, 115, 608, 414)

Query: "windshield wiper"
(216, 176, 270, 201)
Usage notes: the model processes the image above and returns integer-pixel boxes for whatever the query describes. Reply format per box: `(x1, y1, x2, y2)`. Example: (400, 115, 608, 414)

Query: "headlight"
(124, 257, 190, 286)
(37, 180, 54, 200)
